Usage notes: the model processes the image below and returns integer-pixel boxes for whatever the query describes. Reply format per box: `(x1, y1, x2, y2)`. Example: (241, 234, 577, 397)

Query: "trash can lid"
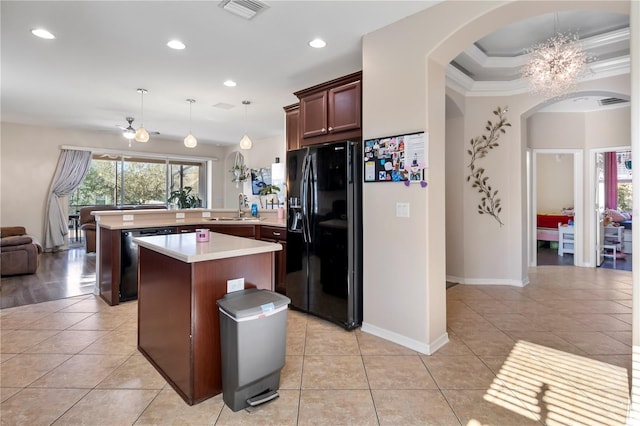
(217, 288, 291, 319)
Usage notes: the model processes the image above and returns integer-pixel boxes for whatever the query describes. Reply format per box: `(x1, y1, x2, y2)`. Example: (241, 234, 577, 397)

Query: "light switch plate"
(396, 202, 410, 218)
(176, 212, 185, 219)
(123, 214, 134, 221)
(202, 211, 211, 218)
(227, 278, 245, 293)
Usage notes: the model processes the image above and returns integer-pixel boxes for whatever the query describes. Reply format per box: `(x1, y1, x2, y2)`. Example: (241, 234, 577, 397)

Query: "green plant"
(258, 184, 281, 196)
(230, 164, 249, 183)
(467, 106, 511, 227)
(167, 186, 201, 208)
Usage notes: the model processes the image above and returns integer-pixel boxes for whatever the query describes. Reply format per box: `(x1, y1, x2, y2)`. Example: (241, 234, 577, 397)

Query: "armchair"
(1, 226, 43, 276)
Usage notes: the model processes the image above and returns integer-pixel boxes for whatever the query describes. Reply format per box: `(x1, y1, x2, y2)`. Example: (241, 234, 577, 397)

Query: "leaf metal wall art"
(467, 106, 511, 227)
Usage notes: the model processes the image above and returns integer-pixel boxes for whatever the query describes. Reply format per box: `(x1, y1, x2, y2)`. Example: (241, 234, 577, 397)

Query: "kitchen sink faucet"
(238, 193, 247, 217)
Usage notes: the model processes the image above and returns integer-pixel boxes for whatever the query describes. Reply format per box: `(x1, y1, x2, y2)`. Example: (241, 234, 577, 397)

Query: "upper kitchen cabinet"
(294, 71, 361, 146)
(284, 103, 300, 151)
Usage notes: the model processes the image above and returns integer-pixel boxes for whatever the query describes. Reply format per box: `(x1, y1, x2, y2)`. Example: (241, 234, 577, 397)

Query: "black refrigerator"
(286, 140, 362, 330)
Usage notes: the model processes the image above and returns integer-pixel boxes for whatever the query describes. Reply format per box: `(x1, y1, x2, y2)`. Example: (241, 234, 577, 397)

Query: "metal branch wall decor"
(467, 106, 511, 227)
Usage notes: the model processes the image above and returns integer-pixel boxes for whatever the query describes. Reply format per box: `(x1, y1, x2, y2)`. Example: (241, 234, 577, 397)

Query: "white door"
(595, 152, 605, 266)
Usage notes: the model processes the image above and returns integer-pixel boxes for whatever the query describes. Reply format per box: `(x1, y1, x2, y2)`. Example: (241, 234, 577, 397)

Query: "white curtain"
(43, 149, 92, 251)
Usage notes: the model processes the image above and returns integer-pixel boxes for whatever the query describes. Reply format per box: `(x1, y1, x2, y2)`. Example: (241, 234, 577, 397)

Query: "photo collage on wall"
(364, 131, 426, 182)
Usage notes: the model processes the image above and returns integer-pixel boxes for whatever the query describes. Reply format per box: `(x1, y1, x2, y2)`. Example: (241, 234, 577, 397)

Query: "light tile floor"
(0, 265, 632, 425)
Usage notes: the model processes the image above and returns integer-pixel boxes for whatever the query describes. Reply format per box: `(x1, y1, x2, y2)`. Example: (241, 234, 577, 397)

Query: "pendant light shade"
(239, 100, 252, 150)
(134, 127, 149, 143)
(184, 132, 197, 148)
(184, 99, 197, 148)
(134, 89, 150, 143)
(239, 134, 252, 150)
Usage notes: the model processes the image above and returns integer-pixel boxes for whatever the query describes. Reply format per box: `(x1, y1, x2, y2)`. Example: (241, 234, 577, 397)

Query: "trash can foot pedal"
(247, 390, 279, 407)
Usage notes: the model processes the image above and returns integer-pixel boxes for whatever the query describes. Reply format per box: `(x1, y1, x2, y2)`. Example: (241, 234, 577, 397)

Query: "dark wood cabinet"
(257, 226, 287, 295)
(294, 71, 361, 146)
(178, 224, 256, 239)
(284, 103, 300, 151)
(137, 245, 274, 405)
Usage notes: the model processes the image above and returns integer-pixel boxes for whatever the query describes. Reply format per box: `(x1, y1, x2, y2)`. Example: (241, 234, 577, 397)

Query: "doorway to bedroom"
(533, 150, 582, 267)
(593, 148, 633, 271)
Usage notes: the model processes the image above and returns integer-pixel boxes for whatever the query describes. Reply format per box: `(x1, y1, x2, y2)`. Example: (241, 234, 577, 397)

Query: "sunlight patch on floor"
(628, 345, 640, 424)
(483, 340, 629, 425)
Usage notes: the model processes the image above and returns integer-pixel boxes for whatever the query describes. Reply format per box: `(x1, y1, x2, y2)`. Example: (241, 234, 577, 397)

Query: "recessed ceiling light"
(223, 80, 237, 87)
(309, 38, 326, 48)
(167, 40, 186, 50)
(31, 28, 55, 39)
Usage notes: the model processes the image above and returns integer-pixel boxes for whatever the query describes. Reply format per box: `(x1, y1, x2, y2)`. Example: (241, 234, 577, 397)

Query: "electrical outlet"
(176, 212, 185, 219)
(227, 278, 245, 293)
(123, 214, 134, 221)
(202, 211, 211, 218)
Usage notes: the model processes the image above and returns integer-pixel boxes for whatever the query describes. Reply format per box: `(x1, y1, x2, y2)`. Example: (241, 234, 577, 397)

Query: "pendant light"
(134, 88, 150, 143)
(184, 99, 197, 148)
(239, 100, 252, 150)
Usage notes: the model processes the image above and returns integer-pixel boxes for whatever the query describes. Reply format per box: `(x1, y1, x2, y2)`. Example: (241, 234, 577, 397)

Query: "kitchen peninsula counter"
(94, 208, 286, 230)
(135, 231, 282, 405)
(92, 208, 286, 306)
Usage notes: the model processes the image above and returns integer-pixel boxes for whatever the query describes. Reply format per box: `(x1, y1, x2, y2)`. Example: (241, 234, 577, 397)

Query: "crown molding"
(446, 55, 630, 97)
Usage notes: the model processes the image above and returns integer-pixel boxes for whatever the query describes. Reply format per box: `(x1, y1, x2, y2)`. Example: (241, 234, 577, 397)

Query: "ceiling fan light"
(31, 28, 55, 39)
(239, 134, 253, 150)
(184, 132, 197, 148)
(123, 128, 135, 140)
(135, 127, 150, 143)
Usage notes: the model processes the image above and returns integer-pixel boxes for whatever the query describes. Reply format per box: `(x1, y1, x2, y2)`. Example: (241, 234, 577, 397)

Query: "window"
(69, 153, 206, 212)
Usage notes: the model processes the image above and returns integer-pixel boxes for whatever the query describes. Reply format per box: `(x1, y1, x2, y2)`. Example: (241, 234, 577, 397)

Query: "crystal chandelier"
(521, 28, 590, 98)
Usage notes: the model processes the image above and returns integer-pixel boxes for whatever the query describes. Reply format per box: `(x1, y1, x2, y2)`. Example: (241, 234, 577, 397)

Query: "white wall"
(362, 0, 630, 353)
(445, 93, 466, 279)
(536, 154, 574, 213)
(0, 122, 226, 243)
(528, 113, 586, 149)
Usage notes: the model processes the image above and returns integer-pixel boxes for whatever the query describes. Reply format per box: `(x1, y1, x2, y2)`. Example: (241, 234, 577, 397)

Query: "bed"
(536, 213, 573, 243)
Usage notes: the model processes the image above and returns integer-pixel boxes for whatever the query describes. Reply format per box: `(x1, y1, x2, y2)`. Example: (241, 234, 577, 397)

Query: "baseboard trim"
(361, 322, 449, 355)
(446, 275, 529, 287)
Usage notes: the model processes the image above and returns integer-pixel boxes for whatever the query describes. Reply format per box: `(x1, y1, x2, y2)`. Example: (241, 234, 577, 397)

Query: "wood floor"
(0, 247, 95, 309)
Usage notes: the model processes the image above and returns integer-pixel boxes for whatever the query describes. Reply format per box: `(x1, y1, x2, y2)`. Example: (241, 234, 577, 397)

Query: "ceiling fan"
(116, 117, 159, 142)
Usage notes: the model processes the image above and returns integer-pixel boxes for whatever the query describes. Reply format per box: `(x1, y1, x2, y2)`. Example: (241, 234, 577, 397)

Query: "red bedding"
(537, 214, 572, 228)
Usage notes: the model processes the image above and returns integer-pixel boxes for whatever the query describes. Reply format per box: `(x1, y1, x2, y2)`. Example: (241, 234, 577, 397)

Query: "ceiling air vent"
(219, 0, 269, 20)
(599, 97, 628, 107)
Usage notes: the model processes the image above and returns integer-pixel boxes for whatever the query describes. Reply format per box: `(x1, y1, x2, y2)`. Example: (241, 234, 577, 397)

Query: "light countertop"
(93, 209, 286, 230)
(133, 231, 282, 263)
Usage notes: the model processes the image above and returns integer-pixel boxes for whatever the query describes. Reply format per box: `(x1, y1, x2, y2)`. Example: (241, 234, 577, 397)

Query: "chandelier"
(521, 29, 590, 99)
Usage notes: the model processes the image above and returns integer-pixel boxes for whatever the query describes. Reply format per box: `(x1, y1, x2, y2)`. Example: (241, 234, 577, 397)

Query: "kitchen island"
(134, 231, 282, 405)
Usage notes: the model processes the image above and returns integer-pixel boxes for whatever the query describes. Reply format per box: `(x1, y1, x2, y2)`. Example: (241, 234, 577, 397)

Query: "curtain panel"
(43, 149, 92, 251)
(604, 151, 618, 211)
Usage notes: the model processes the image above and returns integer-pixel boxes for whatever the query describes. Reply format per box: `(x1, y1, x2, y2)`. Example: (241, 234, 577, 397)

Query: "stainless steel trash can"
(217, 288, 290, 412)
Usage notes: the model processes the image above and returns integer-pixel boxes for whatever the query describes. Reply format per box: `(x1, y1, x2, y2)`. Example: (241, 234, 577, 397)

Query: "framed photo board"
(363, 131, 427, 182)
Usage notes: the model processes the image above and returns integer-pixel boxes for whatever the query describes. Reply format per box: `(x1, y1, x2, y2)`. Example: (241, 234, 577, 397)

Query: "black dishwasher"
(120, 227, 177, 301)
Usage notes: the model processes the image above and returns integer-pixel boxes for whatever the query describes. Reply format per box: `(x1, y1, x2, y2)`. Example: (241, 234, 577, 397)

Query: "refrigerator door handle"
(306, 155, 313, 244)
(301, 153, 310, 243)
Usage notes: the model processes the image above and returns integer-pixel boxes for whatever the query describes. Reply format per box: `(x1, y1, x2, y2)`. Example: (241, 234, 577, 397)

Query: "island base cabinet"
(137, 246, 275, 405)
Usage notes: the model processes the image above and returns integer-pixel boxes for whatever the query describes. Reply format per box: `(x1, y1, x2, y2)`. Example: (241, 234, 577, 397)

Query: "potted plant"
(167, 186, 202, 209)
(259, 184, 281, 208)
